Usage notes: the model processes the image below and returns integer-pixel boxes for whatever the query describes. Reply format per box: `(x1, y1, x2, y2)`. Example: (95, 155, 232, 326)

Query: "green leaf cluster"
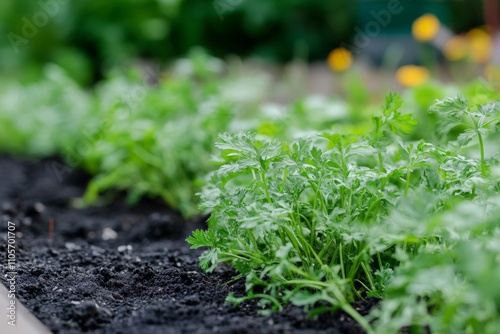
(189, 92, 500, 333)
(0, 65, 93, 156)
(80, 72, 233, 217)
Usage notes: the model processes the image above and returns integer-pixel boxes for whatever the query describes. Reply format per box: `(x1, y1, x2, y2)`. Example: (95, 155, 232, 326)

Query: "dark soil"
(0, 156, 375, 334)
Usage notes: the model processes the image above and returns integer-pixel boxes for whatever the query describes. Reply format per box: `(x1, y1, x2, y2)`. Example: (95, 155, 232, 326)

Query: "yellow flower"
(443, 36, 468, 61)
(327, 47, 353, 72)
(396, 65, 430, 87)
(467, 28, 491, 64)
(412, 14, 440, 42)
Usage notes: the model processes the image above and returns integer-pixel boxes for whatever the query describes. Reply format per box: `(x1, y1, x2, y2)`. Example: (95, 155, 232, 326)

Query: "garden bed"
(0, 156, 374, 334)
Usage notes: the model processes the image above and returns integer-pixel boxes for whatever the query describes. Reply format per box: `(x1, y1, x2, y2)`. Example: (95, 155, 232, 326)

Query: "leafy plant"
(189, 92, 500, 333)
(0, 65, 92, 156)
(429, 95, 500, 175)
(80, 64, 234, 217)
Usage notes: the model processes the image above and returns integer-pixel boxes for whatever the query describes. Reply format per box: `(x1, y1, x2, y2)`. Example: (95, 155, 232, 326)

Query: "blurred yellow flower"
(443, 36, 468, 61)
(396, 65, 430, 87)
(467, 28, 491, 64)
(327, 47, 353, 72)
(412, 14, 440, 42)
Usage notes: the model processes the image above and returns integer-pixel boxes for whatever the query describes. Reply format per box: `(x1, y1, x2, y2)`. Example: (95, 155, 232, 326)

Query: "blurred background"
(0, 0, 490, 86)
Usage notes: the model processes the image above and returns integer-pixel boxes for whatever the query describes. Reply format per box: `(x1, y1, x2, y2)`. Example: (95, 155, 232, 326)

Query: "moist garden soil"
(0, 156, 375, 334)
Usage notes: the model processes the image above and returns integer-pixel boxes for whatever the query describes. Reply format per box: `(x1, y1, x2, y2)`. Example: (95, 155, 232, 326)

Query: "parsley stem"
(477, 131, 486, 176)
(360, 261, 375, 291)
(404, 170, 411, 195)
(378, 152, 384, 172)
(339, 243, 346, 280)
(260, 171, 272, 203)
(285, 279, 374, 334)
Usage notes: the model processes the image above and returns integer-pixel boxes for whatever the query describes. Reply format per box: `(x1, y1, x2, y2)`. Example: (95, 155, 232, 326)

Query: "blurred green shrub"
(171, 0, 353, 61)
(0, 65, 93, 156)
(0, 0, 486, 83)
(1, 0, 181, 84)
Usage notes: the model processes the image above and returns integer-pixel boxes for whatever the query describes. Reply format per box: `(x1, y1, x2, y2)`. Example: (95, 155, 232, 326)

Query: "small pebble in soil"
(65, 242, 82, 251)
(117, 245, 133, 254)
(34, 202, 46, 213)
(23, 217, 32, 226)
(102, 227, 118, 240)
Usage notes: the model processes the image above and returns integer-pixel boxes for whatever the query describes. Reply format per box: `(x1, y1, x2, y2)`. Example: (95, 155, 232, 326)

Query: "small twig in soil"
(49, 217, 55, 242)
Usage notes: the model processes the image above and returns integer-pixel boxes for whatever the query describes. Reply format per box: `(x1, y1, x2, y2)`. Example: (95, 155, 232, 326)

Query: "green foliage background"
(1, 0, 485, 84)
